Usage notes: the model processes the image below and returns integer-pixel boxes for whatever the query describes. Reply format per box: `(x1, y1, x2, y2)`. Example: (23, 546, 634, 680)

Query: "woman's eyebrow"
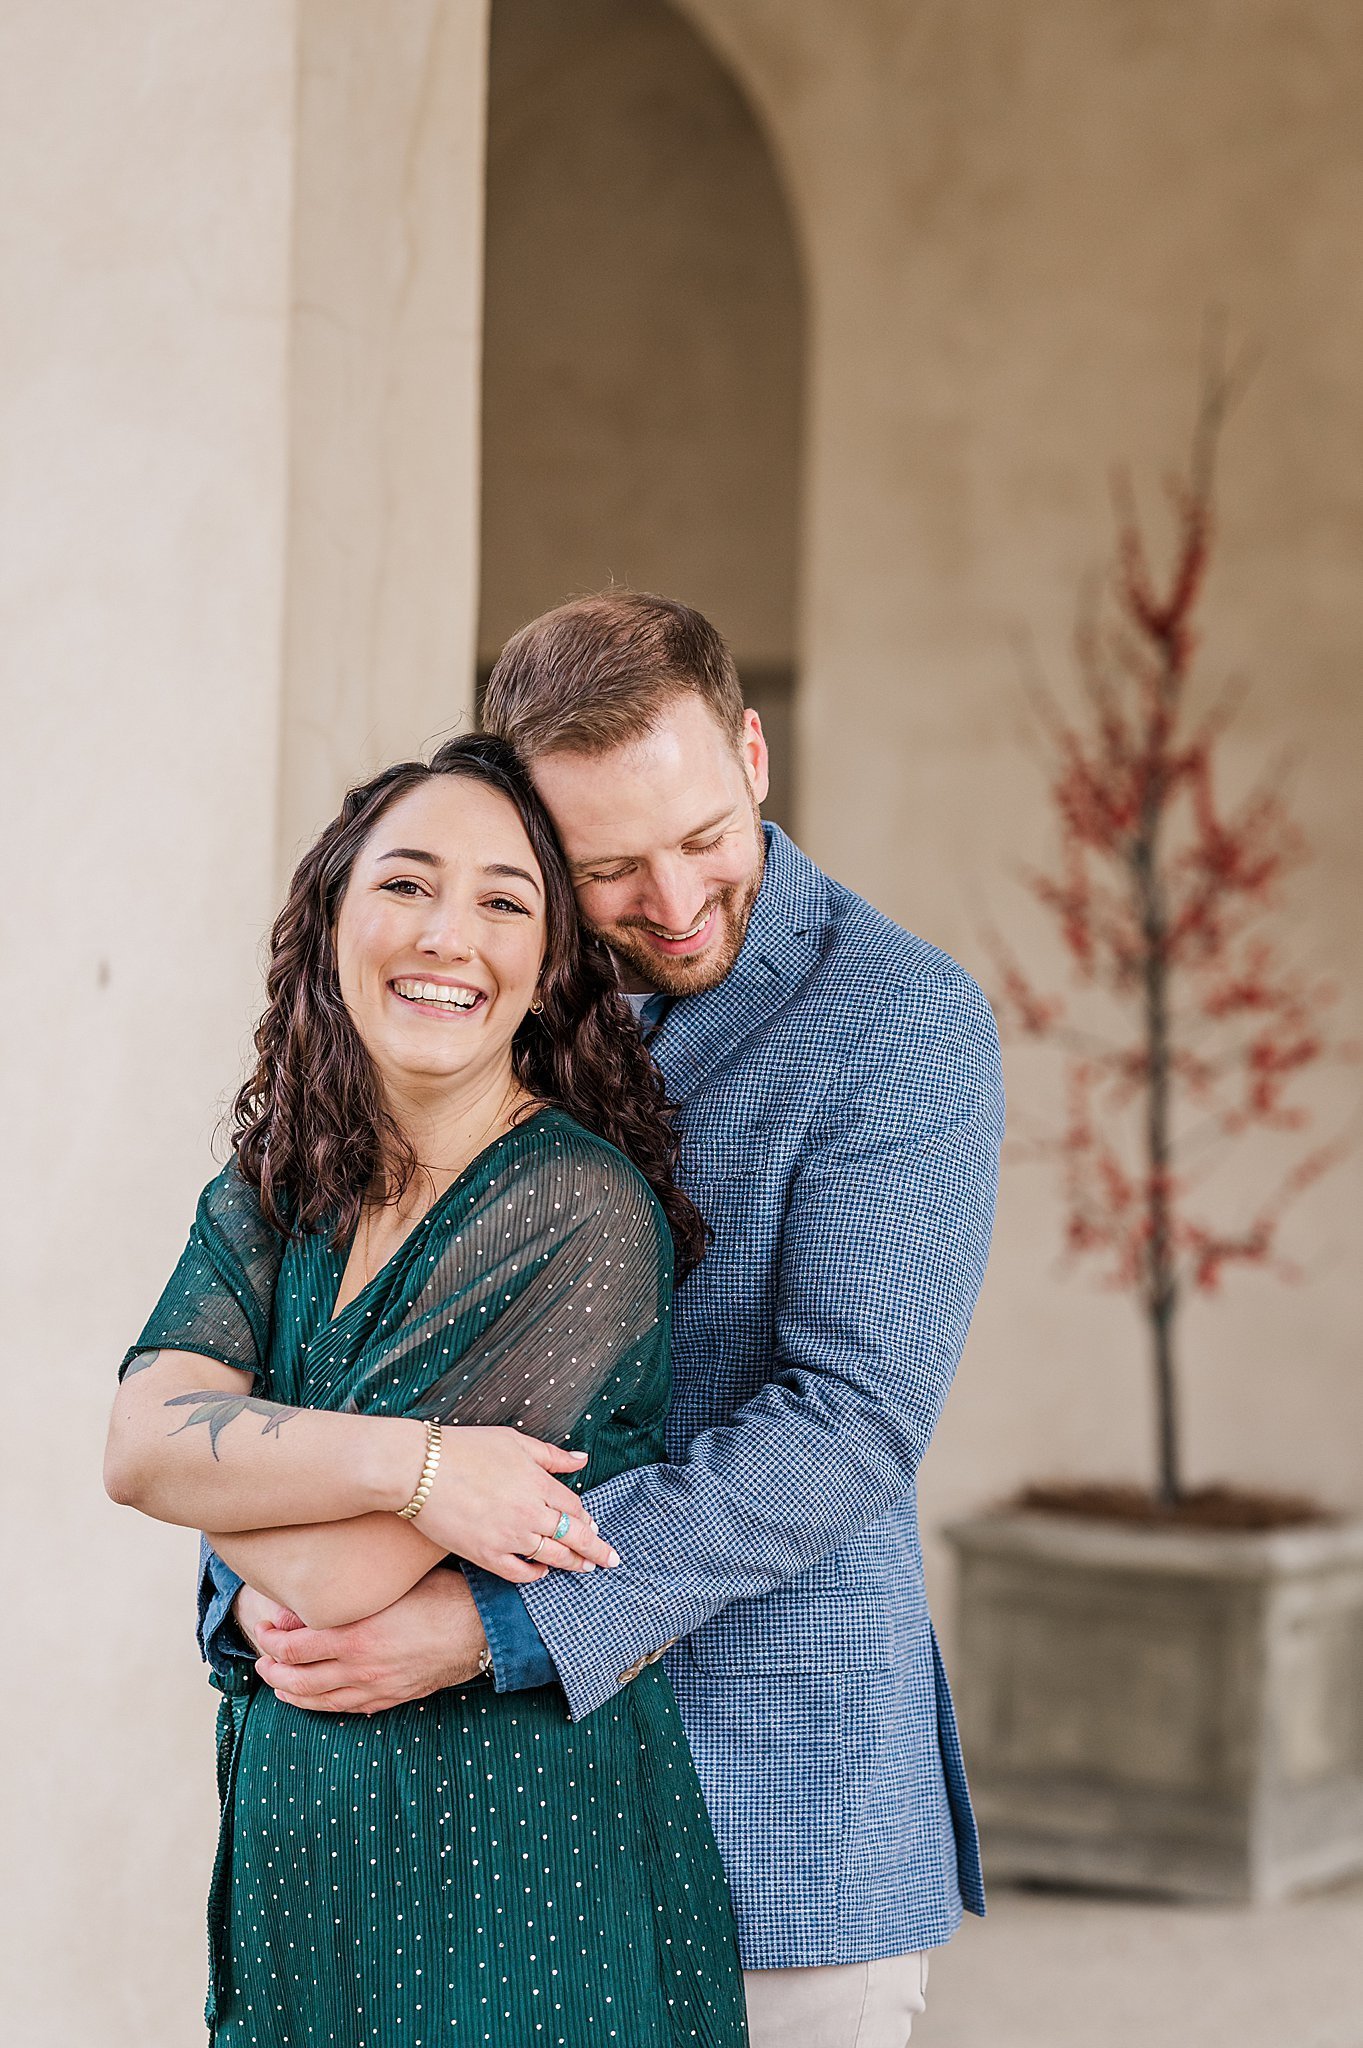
(375, 848, 542, 896)
(482, 862, 542, 895)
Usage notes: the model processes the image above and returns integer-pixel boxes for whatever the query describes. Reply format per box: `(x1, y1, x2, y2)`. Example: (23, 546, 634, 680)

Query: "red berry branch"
(991, 369, 1350, 1505)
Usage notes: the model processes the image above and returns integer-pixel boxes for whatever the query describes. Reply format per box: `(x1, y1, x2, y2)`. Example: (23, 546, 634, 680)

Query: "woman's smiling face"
(333, 775, 547, 1102)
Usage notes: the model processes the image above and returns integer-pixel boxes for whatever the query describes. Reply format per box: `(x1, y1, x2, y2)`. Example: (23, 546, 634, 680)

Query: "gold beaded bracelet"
(396, 1418, 442, 1521)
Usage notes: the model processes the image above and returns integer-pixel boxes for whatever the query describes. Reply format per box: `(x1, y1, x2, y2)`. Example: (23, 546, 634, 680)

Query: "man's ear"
(740, 707, 770, 807)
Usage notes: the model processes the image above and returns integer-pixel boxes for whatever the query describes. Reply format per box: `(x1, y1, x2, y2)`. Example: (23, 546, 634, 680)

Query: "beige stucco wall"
(677, 0, 1363, 1618)
(0, 4, 488, 2042)
(280, 0, 488, 875)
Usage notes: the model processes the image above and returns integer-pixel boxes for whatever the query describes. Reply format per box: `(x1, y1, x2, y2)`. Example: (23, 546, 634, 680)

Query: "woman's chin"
(368, 1036, 512, 1099)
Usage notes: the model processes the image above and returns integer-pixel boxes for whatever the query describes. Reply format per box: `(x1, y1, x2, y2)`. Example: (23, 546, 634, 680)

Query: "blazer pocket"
(683, 1587, 896, 1674)
(681, 1141, 770, 1191)
(688, 1140, 795, 1245)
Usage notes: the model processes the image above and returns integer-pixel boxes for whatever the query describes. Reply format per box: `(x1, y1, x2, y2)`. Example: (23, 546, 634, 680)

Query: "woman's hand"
(410, 1427, 620, 1582)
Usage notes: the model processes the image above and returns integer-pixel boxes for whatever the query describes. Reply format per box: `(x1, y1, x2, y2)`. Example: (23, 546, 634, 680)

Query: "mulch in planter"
(1013, 1481, 1332, 1532)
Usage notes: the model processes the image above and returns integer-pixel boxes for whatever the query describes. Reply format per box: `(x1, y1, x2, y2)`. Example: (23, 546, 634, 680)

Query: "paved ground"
(915, 1880, 1363, 2048)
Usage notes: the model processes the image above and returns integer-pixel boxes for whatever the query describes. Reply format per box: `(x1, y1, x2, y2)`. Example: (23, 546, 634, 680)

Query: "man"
(201, 591, 1004, 2046)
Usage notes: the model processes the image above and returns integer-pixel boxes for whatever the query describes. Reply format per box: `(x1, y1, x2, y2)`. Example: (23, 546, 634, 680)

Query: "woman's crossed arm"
(105, 1348, 612, 1582)
(205, 1516, 447, 1632)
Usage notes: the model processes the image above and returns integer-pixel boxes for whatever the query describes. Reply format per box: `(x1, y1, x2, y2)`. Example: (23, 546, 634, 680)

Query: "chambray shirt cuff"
(197, 1535, 254, 1678)
(464, 1564, 558, 1692)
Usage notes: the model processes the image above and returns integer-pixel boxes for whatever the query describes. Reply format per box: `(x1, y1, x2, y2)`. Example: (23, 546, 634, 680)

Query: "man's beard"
(599, 815, 766, 998)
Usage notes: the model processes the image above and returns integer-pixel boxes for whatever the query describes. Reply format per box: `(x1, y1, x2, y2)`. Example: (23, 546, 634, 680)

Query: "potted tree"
(947, 367, 1363, 1903)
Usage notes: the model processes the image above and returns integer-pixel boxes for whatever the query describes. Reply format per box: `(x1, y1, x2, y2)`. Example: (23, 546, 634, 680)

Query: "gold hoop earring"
(529, 998, 544, 1015)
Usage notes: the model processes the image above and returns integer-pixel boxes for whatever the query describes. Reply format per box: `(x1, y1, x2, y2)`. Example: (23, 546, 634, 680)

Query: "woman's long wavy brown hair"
(230, 734, 707, 1275)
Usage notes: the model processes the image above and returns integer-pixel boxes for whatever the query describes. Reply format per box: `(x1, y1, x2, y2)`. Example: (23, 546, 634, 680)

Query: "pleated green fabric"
(211, 1662, 742, 2048)
(131, 1111, 748, 2048)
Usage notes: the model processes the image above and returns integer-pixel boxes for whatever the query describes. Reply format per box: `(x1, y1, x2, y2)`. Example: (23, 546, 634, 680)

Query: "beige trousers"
(743, 1952, 929, 2048)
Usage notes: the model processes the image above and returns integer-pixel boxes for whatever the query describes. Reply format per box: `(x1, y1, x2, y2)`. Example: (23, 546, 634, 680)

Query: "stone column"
(0, 3, 490, 2040)
(0, 6, 296, 2041)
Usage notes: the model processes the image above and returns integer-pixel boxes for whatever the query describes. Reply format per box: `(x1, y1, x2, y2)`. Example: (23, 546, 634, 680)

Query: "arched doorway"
(478, 0, 805, 826)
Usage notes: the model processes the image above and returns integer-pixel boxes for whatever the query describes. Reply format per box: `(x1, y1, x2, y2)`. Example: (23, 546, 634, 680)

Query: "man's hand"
(250, 1567, 488, 1715)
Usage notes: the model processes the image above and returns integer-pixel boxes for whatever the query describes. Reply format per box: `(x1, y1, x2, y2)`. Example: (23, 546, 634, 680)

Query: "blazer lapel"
(649, 825, 827, 1101)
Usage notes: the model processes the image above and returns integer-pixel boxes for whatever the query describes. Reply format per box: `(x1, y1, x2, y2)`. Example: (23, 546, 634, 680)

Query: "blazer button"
(617, 1658, 645, 1686)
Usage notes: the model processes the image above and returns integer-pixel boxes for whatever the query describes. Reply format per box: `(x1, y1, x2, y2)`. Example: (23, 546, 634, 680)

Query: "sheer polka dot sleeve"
(119, 1161, 282, 1390)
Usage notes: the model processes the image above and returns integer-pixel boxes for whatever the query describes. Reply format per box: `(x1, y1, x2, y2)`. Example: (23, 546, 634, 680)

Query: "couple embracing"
(106, 591, 1003, 2048)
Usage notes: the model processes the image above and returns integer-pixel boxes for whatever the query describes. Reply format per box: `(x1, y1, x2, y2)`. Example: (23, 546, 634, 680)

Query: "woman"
(105, 735, 747, 2048)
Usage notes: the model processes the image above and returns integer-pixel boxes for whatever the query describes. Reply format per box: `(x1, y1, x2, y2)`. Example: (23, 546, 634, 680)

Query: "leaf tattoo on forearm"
(124, 1349, 162, 1376)
(163, 1391, 298, 1460)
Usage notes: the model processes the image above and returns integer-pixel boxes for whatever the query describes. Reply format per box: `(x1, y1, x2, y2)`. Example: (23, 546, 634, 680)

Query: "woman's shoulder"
(509, 1108, 667, 1230)
(196, 1154, 270, 1238)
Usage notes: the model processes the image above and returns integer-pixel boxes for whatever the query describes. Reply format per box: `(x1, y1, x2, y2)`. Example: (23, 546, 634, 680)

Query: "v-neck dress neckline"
(321, 1105, 557, 1333)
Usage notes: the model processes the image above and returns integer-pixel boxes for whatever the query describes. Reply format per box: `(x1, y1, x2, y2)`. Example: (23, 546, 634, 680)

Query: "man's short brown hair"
(481, 590, 744, 760)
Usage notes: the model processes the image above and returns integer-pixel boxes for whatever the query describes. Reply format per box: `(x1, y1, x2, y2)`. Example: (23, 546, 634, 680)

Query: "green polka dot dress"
(129, 1113, 749, 2047)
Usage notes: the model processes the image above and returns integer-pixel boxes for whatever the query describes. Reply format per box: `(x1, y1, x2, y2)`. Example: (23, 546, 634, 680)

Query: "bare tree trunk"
(1134, 799, 1181, 1505)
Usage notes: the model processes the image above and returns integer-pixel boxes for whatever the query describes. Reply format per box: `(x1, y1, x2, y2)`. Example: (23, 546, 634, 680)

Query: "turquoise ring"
(552, 1510, 572, 1543)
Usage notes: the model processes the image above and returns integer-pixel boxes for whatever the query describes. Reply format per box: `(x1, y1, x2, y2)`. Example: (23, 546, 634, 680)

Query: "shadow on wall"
(476, 0, 805, 832)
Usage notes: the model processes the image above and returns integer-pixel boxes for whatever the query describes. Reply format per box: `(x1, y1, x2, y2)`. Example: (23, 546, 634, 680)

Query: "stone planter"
(945, 1510, 1363, 1902)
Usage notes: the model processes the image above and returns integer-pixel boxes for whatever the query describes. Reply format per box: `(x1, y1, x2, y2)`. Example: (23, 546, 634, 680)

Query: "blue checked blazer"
(200, 824, 1002, 1968)
(515, 826, 1003, 1964)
